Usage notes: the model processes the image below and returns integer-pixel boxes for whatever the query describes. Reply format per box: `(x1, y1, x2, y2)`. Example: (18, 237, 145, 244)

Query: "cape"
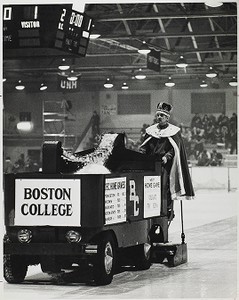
(140, 123, 195, 200)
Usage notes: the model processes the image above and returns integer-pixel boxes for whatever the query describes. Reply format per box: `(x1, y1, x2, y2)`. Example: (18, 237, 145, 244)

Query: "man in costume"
(140, 102, 194, 221)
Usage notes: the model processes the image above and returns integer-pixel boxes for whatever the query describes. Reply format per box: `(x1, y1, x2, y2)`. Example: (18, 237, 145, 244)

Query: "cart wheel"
(135, 243, 151, 270)
(151, 251, 166, 264)
(92, 232, 116, 285)
(4, 254, 28, 283)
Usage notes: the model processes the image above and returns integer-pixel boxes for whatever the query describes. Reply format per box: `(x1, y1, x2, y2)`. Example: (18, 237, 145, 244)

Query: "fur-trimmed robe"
(140, 123, 194, 200)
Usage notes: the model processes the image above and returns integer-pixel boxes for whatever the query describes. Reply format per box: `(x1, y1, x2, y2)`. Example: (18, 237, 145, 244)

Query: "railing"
(189, 165, 238, 192)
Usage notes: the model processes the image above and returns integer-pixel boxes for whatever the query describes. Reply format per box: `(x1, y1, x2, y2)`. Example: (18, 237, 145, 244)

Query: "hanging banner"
(101, 104, 117, 115)
(57, 74, 80, 91)
(147, 49, 161, 72)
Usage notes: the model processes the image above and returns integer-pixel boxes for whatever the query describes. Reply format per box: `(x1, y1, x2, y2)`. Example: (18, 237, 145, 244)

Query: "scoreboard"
(3, 5, 93, 56)
(55, 8, 92, 56)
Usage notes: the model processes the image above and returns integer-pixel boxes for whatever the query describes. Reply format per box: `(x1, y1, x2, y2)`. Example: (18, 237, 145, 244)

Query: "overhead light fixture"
(176, 55, 188, 68)
(40, 82, 48, 91)
(15, 80, 25, 90)
(138, 41, 151, 55)
(104, 77, 113, 89)
(58, 58, 70, 71)
(206, 66, 217, 78)
(200, 80, 208, 88)
(17, 112, 33, 132)
(229, 76, 237, 87)
(205, 0, 223, 7)
(90, 33, 101, 40)
(67, 70, 79, 81)
(121, 82, 129, 90)
(135, 68, 146, 80)
(90, 24, 101, 40)
(165, 76, 175, 87)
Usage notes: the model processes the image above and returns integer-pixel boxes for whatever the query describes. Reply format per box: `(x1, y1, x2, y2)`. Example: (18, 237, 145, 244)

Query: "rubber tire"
(4, 254, 28, 283)
(134, 243, 151, 270)
(92, 233, 116, 285)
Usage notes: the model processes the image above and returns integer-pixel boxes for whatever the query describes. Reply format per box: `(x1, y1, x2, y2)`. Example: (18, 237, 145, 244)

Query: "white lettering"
(129, 180, 139, 216)
(21, 21, 40, 29)
(58, 22, 63, 30)
(60, 80, 78, 89)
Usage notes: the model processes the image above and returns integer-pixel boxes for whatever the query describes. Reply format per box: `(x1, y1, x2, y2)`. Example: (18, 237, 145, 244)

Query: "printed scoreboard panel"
(3, 5, 93, 56)
(15, 179, 81, 226)
(105, 177, 127, 225)
(55, 8, 92, 56)
(104, 175, 161, 225)
(144, 176, 161, 218)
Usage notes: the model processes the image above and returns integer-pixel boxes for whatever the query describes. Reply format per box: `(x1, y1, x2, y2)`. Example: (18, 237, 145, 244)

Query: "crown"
(156, 102, 173, 116)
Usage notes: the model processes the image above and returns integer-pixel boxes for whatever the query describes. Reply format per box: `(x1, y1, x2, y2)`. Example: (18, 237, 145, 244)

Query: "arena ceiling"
(3, 2, 238, 91)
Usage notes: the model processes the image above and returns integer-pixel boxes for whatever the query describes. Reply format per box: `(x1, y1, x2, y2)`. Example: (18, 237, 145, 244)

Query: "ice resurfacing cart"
(4, 133, 187, 285)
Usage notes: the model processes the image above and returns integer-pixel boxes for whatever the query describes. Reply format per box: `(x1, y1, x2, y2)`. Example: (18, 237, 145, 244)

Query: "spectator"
(221, 125, 230, 148)
(13, 153, 25, 172)
(218, 113, 229, 129)
(204, 123, 215, 144)
(229, 113, 237, 130)
(191, 113, 202, 129)
(208, 149, 223, 166)
(208, 114, 216, 127)
(91, 111, 100, 136)
(197, 149, 210, 166)
(25, 157, 40, 172)
(228, 125, 237, 154)
(214, 127, 222, 144)
(4, 156, 13, 173)
(202, 114, 209, 130)
(192, 128, 205, 158)
(181, 126, 192, 157)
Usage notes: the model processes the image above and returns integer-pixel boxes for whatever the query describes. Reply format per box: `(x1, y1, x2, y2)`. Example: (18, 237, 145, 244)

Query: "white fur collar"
(145, 123, 180, 138)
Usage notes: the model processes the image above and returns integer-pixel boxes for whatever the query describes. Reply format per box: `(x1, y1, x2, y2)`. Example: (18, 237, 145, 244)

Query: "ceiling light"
(104, 78, 113, 89)
(90, 24, 100, 40)
(176, 55, 188, 68)
(138, 41, 151, 55)
(67, 70, 79, 81)
(135, 68, 146, 80)
(40, 82, 47, 91)
(206, 66, 217, 78)
(15, 80, 25, 90)
(121, 82, 129, 90)
(17, 112, 33, 132)
(200, 80, 208, 88)
(90, 33, 101, 40)
(205, 0, 223, 7)
(229, 76, 237, 87)
(17, 121, 33, 132)
(165, 76, 175, 87)
(58, 58, 70, 71)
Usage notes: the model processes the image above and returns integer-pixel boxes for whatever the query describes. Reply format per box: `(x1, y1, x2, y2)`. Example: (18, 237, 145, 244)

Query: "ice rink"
(1, 189, 238, 300)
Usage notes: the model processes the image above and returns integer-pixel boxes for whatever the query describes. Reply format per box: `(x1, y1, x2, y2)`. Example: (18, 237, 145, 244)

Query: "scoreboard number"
(70, 12, 83, 28)
(3, 7, 12, 20)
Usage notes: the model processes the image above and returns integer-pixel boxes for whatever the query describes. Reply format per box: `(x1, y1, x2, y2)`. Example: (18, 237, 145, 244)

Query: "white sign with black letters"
(105, 177, 126, 225)
(15, 179, 81, 226)
(144, 176, 161, 218)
